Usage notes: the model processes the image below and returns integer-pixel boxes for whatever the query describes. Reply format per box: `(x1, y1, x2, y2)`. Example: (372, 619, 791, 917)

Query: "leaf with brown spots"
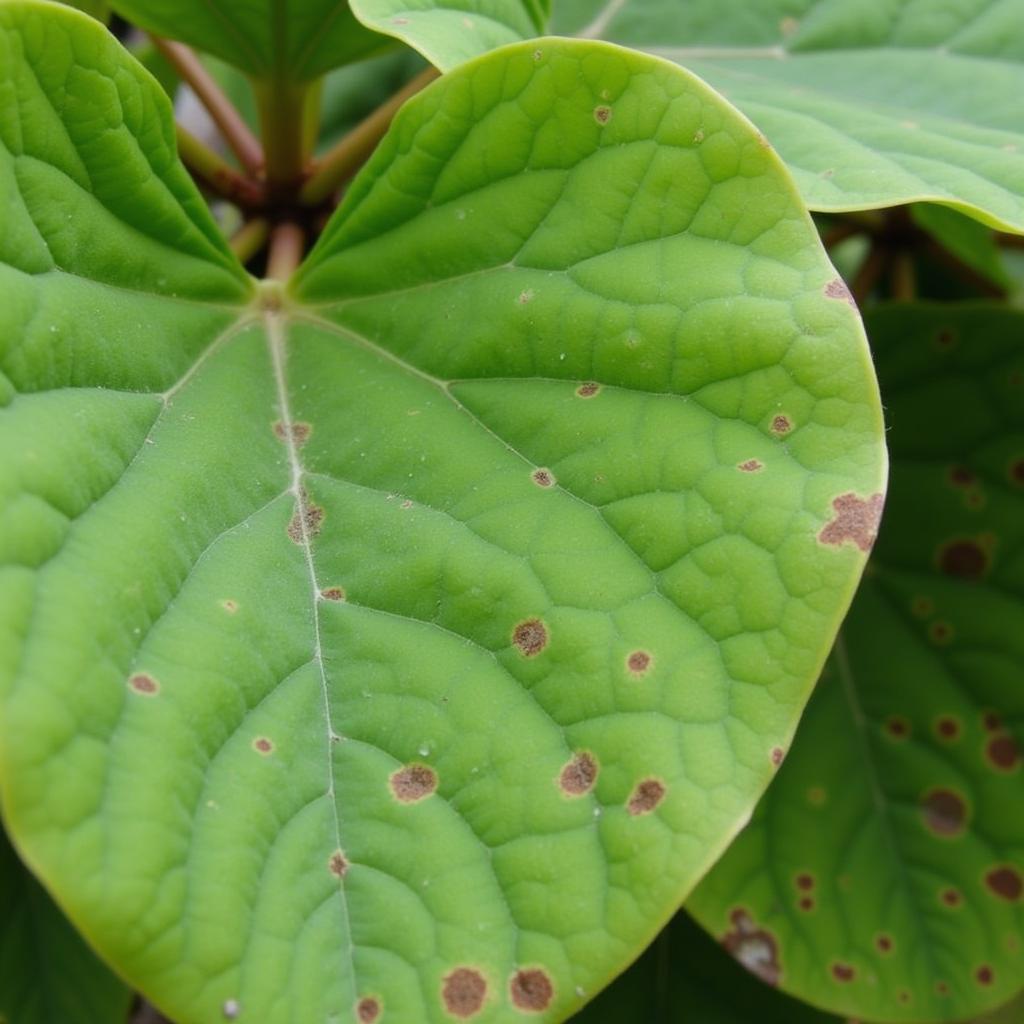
(688, 306, 1024, 1023)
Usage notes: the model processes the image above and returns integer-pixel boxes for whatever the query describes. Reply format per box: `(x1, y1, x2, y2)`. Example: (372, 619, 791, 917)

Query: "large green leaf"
(0, 4, 886, 1022)
(688, 304, 1024, 1022)
(349, 0, 545, 71)
(0, 820, 132, 1024)
(548, 0, 1024, 234)
(110, 0, 390, 80)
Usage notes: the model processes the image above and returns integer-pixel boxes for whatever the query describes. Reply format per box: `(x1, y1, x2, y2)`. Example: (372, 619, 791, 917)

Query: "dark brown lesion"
(390, 763, 438, 803)
(441, 967, 487, 1018)
(512, 619, 548, 657)
(920, 787, 969, 837)
(356, 996, 381, 1022)
(559, 752, 598, 796)
(721, 909, 782, 986)
(509, 968, 554, 1013)
(287, 488, 324, 543)
(818, 492, 885, 552)
(627, 778, 665, 816)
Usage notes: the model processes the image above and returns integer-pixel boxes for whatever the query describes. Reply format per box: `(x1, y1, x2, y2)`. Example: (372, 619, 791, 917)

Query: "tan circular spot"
(390, 763, 438, 803)
(442, 967, 487, 1018)
(626, 650, 651, 674)
(920, 788, 968, 837)
(128, 673, 159, 696)
(357, 997, 381, 1022)
(253, 737, 273, 755)
(559, 752, 598, 797)
(627, 778, 665, 816)
(509, 968, 553, 1012)
(512, 618, 548, 657)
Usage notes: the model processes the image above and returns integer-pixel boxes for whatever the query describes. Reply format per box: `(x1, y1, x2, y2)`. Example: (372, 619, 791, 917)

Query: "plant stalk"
(175, 124, 264, 208)
(151, 37, 263, 177)
(254, 78, 312, 197)
(267, 222, 305, 281)
(230, 218, 271, 264)
(300, 67, 440, 207)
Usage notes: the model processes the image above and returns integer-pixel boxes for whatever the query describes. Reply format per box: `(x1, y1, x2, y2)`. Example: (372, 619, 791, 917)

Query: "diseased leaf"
(349, 0, 545, 70)
(571, 910, 839, 1022)
(548, 0, 1024, 233)
(0, 5, 886, 1022)
(0, 821, 132, 1024)
(688, 305, 1024, 1022)
(110, 0, 391, 80)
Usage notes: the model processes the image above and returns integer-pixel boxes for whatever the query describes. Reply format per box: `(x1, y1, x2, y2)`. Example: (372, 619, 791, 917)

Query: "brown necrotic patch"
(818, 492, 885, 552)
(875, 934, 893, 954)
(593, 105, 612, 124)
(252, 737, 273, 755)
(559, 752, 598, 796)
(941, 887, 963, 908)
(287, 490, 324, 543)
(976, 965, 994, 986)
(929, 621, 954, 645)
(949, 465, 976, 488)
(512, 618, 548, 657)
(576, 381, 600, 398)
(356, 996, 381, 1023)
(1010, 458, 1024, 486)
(128, 673, 159, 696)
(986, 733, 1021, 772)
(885, 716, 911, 740)
(938, 538, 989, 580)
(824, 278, 857, 307)
(320, 586, 346, 602)
(722, 909, 781, 986)
(935, 716, 961, 741)
(273, 420, 311, 447)
(831, 962, 856, 983)
(221, 599, 238, 614)
(920, 788, 968, 837)
(771, 746, 784, 767)
(795, 873, 815, 892)
(738, 459, 763, 473)
(627, 778, 666, 816)
(626, 650, 651, 675)
(329, 850, 349, 878)
(442, 968, 487, 1018)
(936, 981, 950, 996)
(935, 328, 957, 350)
(770, 414, 792, 435)
(798, 896, 814, 912)
(985, 865, 1023, 902)
(390, 763, 438, 803)
(531, 468, 555, 488)
(509, 968, 553, 1012)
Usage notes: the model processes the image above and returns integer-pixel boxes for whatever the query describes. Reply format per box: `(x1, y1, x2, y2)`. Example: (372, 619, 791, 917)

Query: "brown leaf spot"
(531, 468, 555, 488)
(722, 909, 781, 986)
(936, 981, 950, 996)
(627, 778, 665, 816)
(738, 459, 763, 473)
(949, 465, 976, 488)
(986, 734, 1021, 772)
(920, 788, 968, 837)
(129, 673, 159, 696)
(807, 785, 827, 806)
(824, 278, 857, 308)
(509, 969, 553, 1012)
(798, 896, 814, 912)
(898, 991, 911, 1004)
(929, 621, 954, 645)
(818, 492, 885, 552)
(512, 618, 548, 657)
(593, 105, 612, 125)
(795, 873, 815, 892)
(875, 934, 893, 954)
(559, 752, 598, 796)
(626, 650, 651, 675)
(770, 414, 792, 435)
(985, 865, 1023, 901)
(983, 712, 1003, 733)
(885, 716, 911, 740)
(935, 328, 957, 350)
(831, 962, 856, 983)
(252, 737, 273, 755)
(935, 716, 961, 741)
(329, 850, 349, 878)
(910, 596, 934, 618)
(356, 997, 381, 1023)
(976, 965, 994, 986)
(576, 381, 600, 398)
(938, 538, 989, 580)
(273, 420, 311, 447)
(941, 887, 962, 908)
(320, 586, 346, 602)
(770, 747, 784, 767)
(442, 968, 487, 1018)
(1009, 458, 1024, 486)
(390, 763, 438, 803)
(517, 289, 534, 305)
(287, 492, 324, 543)
(221, 599, 238, 614)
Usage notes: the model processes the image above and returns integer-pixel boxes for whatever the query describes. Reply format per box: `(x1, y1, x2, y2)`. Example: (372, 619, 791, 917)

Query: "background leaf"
(0, 8, 886, 1021)
(687, 304, 1024, 1021)
(109, 0, 392, 80)
(0, 820, 132, 1024)
(546, 0, 1024, 234)
(349, 0, 545, 71)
